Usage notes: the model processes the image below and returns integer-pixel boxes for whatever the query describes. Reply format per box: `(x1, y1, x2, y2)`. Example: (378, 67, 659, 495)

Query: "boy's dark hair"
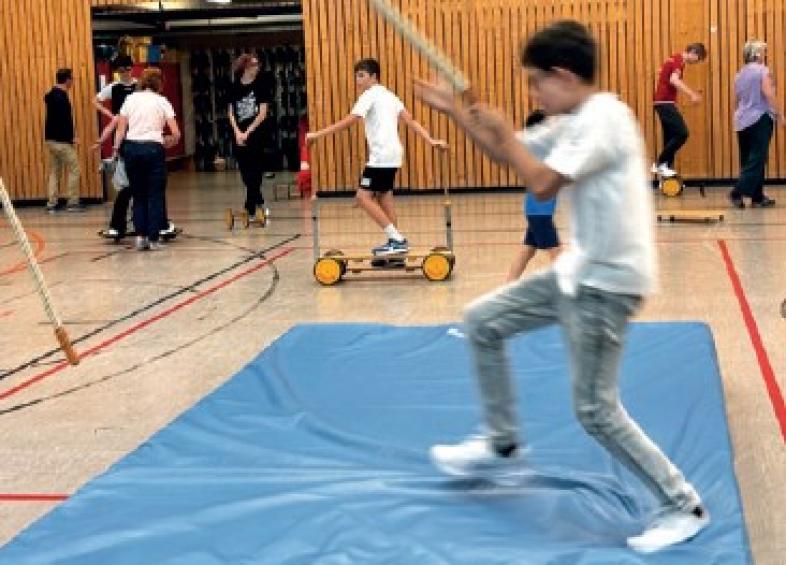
(521, 20, 596, 83)
(525, 109, 547, 128)
(113, 55, 134, 70)
(686, 43, 707, 60)
(56, 68, 73, 84)
(354, 58, 381, 79)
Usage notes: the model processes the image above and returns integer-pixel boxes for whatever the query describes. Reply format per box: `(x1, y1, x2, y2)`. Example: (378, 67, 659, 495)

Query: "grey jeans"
(464, 270, 701, 511)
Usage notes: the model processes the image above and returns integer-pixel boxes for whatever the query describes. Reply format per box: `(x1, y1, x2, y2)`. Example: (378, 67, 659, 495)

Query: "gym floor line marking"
(90, 249, 124, 262)
(0, 247, 295, 402)
(0, 494, 69, 502)
(0, 230, 45, 277)
(0, 234, 301, 381)
(0, 255, 284, 419)
(718, 239, 786, 442)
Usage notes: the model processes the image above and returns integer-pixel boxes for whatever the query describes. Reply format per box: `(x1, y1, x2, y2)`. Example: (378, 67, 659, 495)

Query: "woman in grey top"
(729, 40, 784, 208)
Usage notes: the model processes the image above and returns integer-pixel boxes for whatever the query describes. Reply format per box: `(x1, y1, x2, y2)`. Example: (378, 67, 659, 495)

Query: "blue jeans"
(463, 270, 701, 511)
(123, 141, 166, 242)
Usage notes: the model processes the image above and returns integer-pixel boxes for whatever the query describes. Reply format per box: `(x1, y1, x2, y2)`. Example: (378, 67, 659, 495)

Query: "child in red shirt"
(652, 44, 707, 178)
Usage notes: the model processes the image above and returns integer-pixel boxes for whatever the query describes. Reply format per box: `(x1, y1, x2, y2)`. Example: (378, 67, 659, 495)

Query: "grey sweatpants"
(463, 269, 701, 511)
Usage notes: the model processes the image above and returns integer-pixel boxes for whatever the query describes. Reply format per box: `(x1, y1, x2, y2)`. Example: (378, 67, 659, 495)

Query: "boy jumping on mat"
(416, 20, 709, 554)
(652, 43, 707, 178)
(307, 58, 447, 256)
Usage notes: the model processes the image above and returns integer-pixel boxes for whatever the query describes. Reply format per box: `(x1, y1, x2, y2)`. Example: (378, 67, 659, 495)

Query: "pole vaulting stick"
(367, 0, 475, 101)
(0, 179, 80, 366)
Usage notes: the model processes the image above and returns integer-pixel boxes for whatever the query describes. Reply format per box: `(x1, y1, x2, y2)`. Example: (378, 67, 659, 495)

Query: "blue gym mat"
(0, 323, 750, 564)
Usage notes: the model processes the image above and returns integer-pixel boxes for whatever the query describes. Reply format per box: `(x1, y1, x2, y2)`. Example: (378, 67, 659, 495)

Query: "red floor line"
(0, 230, 46, 277)
(0, 494, 69, 502)
(717, 239, 786, 442)
(0, 248, 294, 402)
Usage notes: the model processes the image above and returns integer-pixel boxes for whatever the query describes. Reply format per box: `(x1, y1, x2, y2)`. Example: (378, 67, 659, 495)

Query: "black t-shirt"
(111, 82, 137, 115)
(230, 77, 271, 132)
(44, 87, 74, 143)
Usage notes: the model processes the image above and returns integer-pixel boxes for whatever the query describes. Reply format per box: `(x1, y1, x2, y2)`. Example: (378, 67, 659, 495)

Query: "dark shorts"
(359, 167, 398, 193)
(524, 215, 559, 249)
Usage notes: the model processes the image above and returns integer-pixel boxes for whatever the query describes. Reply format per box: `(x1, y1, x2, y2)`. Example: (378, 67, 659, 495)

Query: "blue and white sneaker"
(372, 238, 409, 256)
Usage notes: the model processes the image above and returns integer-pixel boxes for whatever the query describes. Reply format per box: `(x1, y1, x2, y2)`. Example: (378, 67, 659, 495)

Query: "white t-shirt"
(120, 91, 175, 144)
(518, 93, 657, 297)
(351, 84, 405, 168)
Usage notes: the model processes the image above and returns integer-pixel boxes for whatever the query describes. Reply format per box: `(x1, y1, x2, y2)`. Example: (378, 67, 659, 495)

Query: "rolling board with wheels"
(225, 208, 269, 230)
(312, 153, 455, 286)
(658, 174, 685, 197)
(656, 209, 725, 223)
(654, 171, 720, 222)
(655, 172, 707, 198)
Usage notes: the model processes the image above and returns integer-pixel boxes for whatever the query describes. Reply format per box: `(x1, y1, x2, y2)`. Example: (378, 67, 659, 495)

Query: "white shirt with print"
(351, 84, 405, 168)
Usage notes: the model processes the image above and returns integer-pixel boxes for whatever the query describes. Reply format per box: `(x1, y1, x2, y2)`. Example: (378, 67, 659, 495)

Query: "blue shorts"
(524, 215, 559, 250)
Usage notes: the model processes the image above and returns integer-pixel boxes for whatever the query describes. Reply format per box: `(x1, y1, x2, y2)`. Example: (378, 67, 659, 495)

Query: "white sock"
(384, 224, 404, 242)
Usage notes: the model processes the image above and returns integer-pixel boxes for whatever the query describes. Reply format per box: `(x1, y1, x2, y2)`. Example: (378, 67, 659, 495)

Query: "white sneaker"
(159, 221, 176, 237)
(657, 164, 678, 178)
(650, 163, 660, 175)
(430, 435, 521, 478)
(135, 236, 150, 251)
(627, 505, 710, 554)
(148, 241, 165, 251)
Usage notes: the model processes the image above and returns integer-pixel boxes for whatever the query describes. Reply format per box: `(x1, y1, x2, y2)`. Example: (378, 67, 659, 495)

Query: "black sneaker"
(751, 197, 775, 208)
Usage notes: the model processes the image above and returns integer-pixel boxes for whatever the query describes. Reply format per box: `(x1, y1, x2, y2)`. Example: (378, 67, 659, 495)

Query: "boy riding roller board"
(652, 43, 707, 179)
(415, 20, 709, 554)
(307, 58, 447, 257)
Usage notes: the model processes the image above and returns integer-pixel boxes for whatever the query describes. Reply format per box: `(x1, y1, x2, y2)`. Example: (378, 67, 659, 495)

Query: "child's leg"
(545, 246, 561, 262)
(562, 287, 701, 511)
(377, 190, 398, 226)
(109, 187, 132, 235)
(506, 245, 536, 283)
(46, 142, 64, 208)
(356, 188, 393, 228)
(463, 270, 561, 452)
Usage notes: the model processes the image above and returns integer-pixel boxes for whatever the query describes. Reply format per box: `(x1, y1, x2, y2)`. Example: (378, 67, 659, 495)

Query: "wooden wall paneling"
(5, 0, 783, 198)
(730, 0, 741, 178)
(765, 0, 781, 177)
(408, 0, 423, 189)
(319, 0, 334, 189)
(769, 0, 786, 177)
(416, 0, 432, 189)
(428, 0, 440, 186)
(352, 0, 365, 188)
(466, 0, 478, 187)
(337, 1, 351, 189)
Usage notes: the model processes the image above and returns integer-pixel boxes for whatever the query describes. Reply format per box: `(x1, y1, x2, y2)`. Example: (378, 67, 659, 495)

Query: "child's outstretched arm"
(399, 109, 448, 149)
(306, 114, 361, 144)
(415, 79, 565, 201)
(94, 116, 120, 149)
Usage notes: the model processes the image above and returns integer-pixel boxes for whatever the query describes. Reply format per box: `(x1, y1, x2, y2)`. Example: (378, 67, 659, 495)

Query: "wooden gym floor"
(0, 172, 783, 563)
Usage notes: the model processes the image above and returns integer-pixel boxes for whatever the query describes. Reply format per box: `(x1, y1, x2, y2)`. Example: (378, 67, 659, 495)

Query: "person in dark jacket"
(44, 68, 83, 212)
